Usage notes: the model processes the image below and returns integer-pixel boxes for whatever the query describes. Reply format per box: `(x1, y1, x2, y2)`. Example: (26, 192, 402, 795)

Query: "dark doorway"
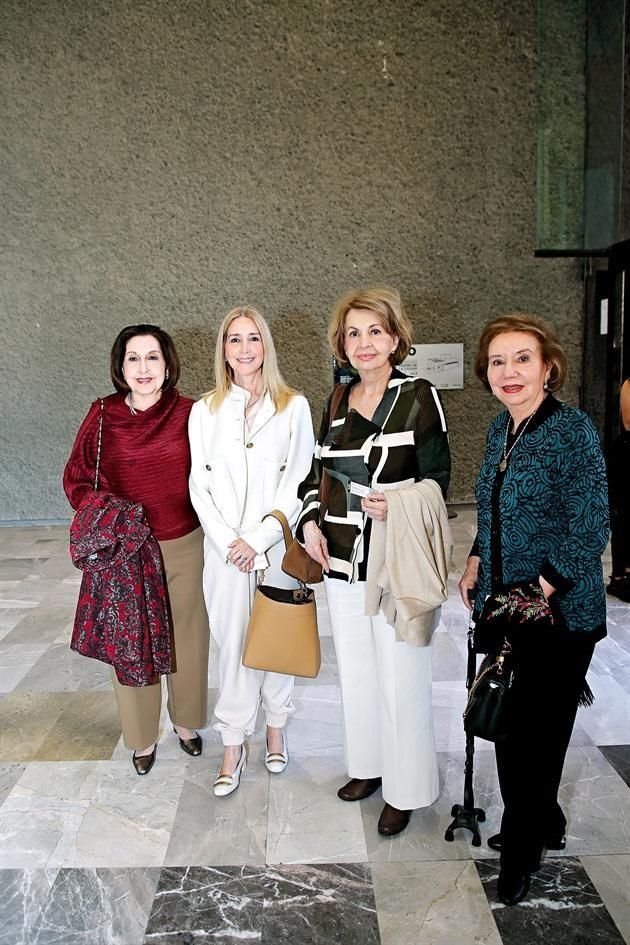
(582, 238, 629, 455)
(606, 239, 630, 452)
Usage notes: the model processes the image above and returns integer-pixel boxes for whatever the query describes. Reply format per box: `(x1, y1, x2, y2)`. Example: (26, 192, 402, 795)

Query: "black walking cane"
(444, 617, 485, 846)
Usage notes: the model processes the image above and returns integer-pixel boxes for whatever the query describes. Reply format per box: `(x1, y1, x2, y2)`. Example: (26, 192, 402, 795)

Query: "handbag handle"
(318, 383, 347, 518)
(94, 399, 105, 490)
(260, 385, 346, 556)
(263, 509, 293, 553)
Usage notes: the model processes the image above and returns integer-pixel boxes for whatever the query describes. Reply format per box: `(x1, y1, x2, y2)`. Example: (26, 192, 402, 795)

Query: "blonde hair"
(474, 312, 567, 393)
(204, 305, 297, 412)
(328, 286, 413, 366)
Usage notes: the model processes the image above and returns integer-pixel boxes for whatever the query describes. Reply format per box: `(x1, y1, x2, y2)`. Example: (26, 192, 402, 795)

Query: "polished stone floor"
(1, 510, 629, 945)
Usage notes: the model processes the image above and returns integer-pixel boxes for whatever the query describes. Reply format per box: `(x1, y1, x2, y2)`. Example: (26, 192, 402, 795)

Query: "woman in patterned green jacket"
(459, 313, 609, 906)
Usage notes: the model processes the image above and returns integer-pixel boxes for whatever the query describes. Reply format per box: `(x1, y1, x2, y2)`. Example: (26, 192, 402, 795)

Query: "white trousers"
(325, 577, 439, 810)
(203, 538, 294, 745)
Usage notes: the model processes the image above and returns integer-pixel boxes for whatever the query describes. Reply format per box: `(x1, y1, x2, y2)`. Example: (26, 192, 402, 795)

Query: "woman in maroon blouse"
(63, 324, 209, 775)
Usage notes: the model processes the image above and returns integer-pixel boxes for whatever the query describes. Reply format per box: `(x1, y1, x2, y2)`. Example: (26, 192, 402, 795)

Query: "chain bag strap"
(94, 399, 105, 490)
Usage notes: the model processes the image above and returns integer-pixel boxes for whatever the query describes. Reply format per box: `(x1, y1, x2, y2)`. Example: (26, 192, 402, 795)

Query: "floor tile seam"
(16, 847, 627, 871)
(578, 852, 630, 862)
(0, 855, 499, 869)
(0, 860, 483, 870)
(366, 853, 499, 865)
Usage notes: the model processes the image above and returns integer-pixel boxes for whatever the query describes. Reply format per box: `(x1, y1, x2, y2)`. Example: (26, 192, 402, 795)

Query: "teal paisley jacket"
(473, 397, 609, 636)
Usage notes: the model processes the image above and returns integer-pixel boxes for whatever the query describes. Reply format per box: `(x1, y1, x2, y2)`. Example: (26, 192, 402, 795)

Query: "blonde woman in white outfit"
(189, 306, 314, 797)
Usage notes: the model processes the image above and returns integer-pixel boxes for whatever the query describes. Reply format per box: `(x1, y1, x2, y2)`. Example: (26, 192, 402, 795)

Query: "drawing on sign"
(400, 344, 464, 389)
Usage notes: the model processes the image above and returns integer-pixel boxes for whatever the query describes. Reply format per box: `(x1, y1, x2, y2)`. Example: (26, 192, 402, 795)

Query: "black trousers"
(494, 629, 595, 875)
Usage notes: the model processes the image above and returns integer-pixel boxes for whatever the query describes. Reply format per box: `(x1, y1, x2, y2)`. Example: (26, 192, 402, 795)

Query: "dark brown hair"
(110, 324, 180, 393)
(474, 313, 567, 393)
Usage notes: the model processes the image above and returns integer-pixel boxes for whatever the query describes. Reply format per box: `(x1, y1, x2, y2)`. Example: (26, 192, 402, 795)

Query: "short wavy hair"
(474, 312, 567, 393)
(110, 324, 180, 394)
(328, 286, 413, 366)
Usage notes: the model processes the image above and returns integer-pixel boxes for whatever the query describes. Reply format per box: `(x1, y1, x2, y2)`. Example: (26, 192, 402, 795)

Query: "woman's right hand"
(458, 555, 480, 610)
(302, 520, 330, 573)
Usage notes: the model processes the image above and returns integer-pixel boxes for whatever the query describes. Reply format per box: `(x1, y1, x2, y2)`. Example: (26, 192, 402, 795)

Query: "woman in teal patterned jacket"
(459, 313, 609, 907)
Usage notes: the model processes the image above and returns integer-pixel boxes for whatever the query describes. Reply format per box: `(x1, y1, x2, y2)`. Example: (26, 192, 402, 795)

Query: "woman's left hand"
(538, 575, 555, 599)
(361, 492, 388, 521)
(227, 539, 257, 573)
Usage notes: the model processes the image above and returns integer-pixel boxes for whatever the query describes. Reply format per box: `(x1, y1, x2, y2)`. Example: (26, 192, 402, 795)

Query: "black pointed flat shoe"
(487, 832, 566, 853)
(132, 746, 156, 776)
(497, 869, 531, 906)
(174, 728, 202, 757)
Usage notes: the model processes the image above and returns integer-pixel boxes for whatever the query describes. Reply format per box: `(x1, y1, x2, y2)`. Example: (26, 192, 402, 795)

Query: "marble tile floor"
(1, 512, 629, 945)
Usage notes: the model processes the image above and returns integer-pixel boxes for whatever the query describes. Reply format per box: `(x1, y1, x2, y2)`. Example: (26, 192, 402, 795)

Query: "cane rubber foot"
(444, 803, 486, 846)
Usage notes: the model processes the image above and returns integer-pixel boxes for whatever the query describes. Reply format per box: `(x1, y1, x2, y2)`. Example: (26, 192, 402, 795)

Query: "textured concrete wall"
(0, 0, 583, 520)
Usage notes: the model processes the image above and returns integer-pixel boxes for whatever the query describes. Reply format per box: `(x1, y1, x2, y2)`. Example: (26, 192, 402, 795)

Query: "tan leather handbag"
(242, 511, 321, 678)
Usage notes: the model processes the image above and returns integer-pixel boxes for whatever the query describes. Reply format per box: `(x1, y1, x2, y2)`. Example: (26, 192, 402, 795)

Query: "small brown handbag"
(242, 510, 321, 678)
(281, 507, 325, 584)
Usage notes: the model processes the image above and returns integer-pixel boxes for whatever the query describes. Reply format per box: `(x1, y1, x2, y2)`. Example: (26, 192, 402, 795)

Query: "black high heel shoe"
(174, 728, 202, 757)
(132, 746, 156, 776)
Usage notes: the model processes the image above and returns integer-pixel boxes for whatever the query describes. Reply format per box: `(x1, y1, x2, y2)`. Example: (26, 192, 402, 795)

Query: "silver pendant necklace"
(498, 409, 538, 472)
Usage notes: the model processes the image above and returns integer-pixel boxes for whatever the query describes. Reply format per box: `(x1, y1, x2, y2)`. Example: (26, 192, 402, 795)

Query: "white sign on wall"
(400, 343, 464, 389)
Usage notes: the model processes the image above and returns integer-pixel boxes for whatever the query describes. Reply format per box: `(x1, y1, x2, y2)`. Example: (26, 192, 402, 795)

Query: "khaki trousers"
(112, 526, 210, 750)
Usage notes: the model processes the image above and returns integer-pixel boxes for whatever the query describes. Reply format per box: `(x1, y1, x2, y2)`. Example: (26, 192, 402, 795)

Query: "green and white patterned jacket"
(296, 369, 451, 582)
